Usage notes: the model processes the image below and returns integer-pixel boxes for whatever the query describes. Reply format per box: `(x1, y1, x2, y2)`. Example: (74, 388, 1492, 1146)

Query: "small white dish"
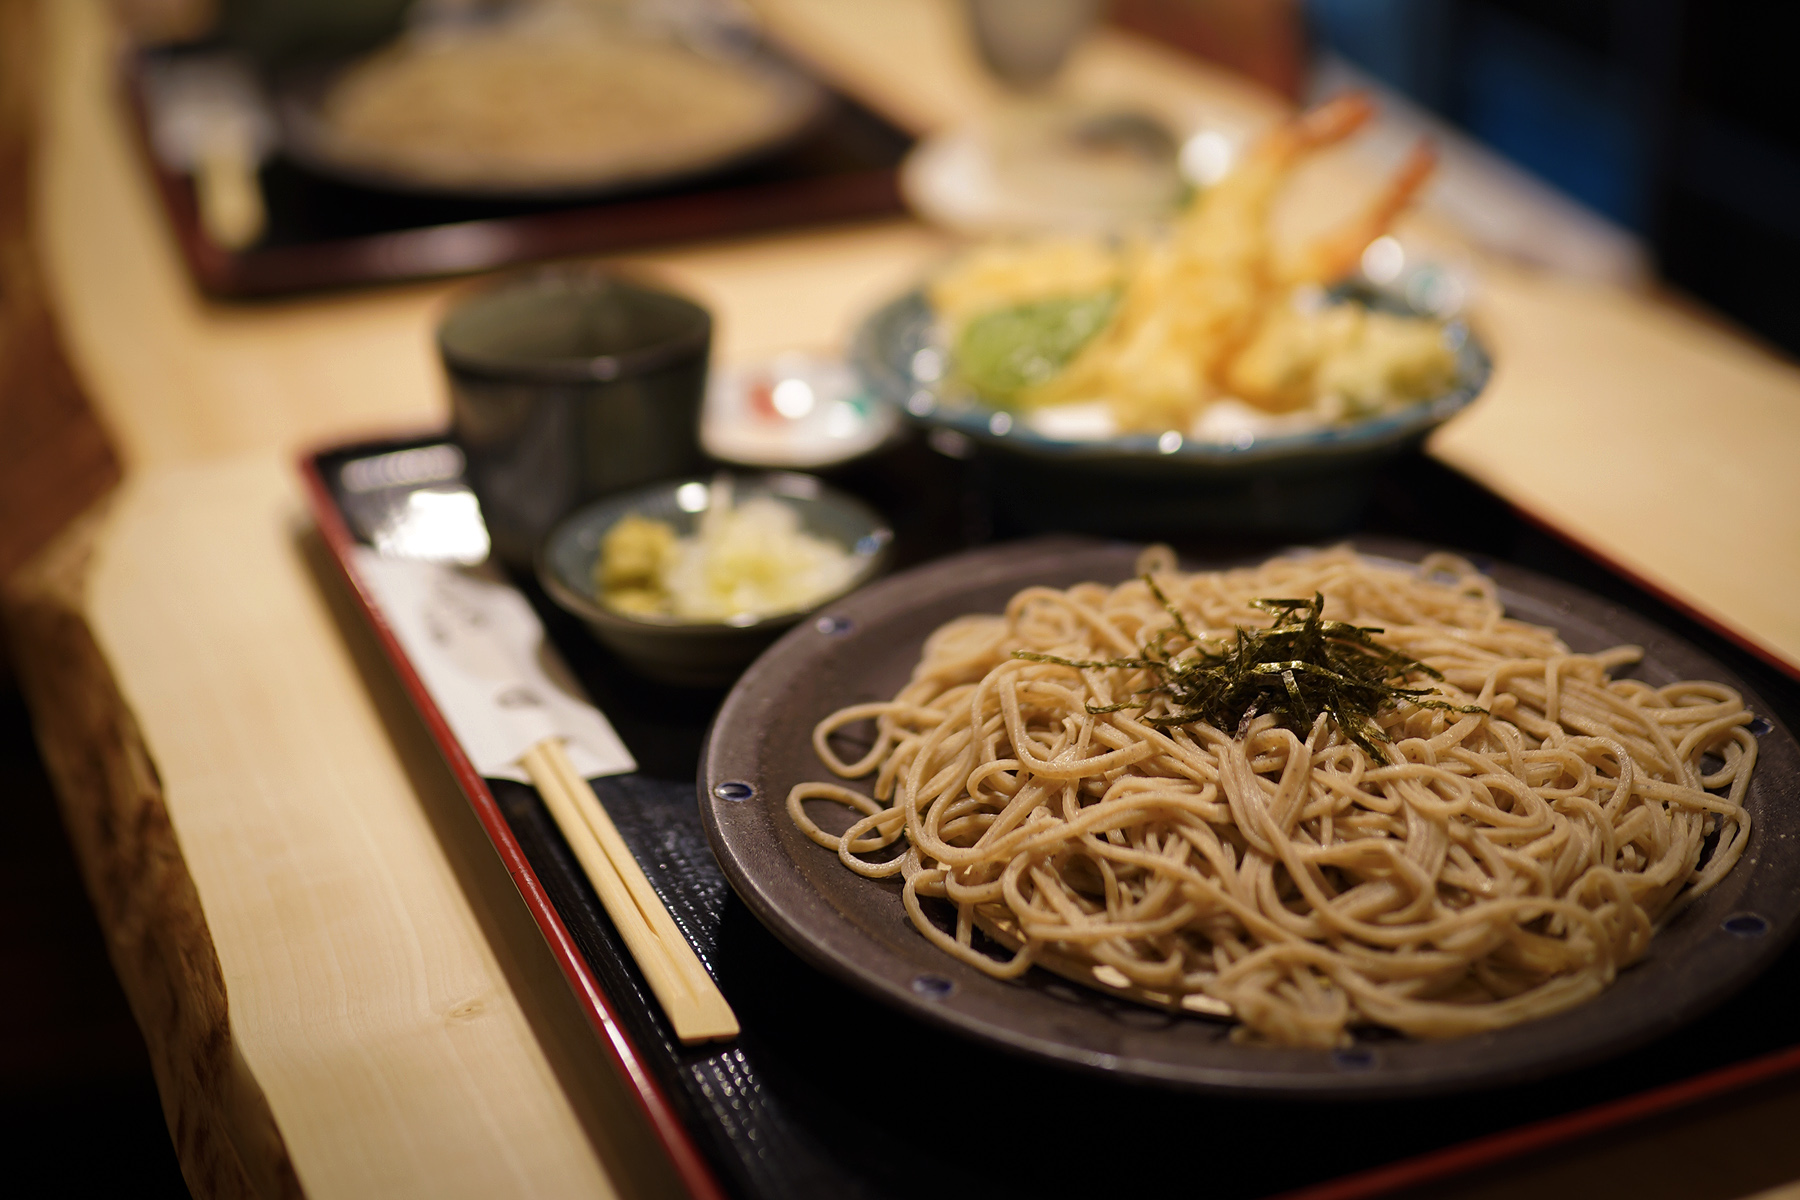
(700, 353, 900, 469)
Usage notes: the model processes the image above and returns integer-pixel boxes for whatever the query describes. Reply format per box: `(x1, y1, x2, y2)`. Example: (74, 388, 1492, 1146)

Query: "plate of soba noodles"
(699, 537, 1800, 1095)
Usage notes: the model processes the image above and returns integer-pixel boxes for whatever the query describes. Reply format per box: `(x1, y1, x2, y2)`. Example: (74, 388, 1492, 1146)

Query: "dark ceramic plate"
(700, 538, 1800, 1098)
(275, 35, 825, 202)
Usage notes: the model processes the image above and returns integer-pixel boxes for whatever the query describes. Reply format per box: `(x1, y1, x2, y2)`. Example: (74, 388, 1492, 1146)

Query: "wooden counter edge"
(3, 502, 304, 1200)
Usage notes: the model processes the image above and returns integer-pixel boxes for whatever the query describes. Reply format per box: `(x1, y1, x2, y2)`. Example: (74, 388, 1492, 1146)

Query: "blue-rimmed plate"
(849, 287, 1492, 534)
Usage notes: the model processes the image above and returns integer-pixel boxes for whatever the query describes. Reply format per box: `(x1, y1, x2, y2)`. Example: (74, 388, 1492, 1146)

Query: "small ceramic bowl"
(538, 473, 893, 688)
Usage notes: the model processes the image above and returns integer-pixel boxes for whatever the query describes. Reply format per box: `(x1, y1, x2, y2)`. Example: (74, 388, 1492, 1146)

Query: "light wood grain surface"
(14, 0, 1800, 1198)
(89, 456, 704, 1200)
(6, 500, 296, 1200)
(1431, 265, 1800, 673)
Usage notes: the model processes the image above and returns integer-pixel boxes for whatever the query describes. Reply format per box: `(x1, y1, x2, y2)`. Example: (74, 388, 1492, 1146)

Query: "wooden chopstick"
(535, 742, 738, 1036)
(520, 739, 739, 1044)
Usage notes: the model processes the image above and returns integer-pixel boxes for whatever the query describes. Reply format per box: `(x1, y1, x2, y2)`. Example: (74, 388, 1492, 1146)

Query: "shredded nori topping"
(1015, 579, 1485, 758)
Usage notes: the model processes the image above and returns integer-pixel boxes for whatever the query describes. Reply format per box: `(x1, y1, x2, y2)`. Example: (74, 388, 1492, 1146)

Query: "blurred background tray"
(125, 45, 913, 299)
(304, 429, 1800, 1200)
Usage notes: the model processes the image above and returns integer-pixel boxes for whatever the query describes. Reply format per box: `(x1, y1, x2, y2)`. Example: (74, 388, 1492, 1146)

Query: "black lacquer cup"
(440, 267, 713, 567)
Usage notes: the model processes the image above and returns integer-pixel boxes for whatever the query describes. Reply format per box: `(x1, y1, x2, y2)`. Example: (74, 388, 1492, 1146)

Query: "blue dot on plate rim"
(713, 781, 755, 803)
(911, 974, 955, 998)
(1723, 912, 1768, 936)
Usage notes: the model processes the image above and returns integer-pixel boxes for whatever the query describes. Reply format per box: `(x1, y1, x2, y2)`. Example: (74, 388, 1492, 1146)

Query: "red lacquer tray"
(301, 431, 1800, 1200)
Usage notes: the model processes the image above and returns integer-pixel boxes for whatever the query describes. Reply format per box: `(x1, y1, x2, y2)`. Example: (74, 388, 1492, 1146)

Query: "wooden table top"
(11, 1, 1800, 1198)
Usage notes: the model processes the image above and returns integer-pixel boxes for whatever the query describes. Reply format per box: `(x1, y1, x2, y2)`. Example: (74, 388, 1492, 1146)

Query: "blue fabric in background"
(1454, 6, 1645, 228)
(1306, 0, 1800, 352)
(1306, 0, 1453, 108)
(1305, 0, 1646, 229)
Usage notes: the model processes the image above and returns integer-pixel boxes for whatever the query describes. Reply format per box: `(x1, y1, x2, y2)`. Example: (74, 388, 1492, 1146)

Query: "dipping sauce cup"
(440, 267, 712, 567)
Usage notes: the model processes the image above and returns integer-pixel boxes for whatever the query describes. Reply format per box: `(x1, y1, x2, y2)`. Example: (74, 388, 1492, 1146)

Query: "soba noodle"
(787, 548, 1758, 1047)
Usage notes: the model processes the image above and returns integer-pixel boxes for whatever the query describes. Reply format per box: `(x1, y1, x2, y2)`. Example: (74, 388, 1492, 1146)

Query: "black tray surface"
(310, 434, 1800, 1200)
(245, 93, 908, 248)
(133, 45, 913, 297)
